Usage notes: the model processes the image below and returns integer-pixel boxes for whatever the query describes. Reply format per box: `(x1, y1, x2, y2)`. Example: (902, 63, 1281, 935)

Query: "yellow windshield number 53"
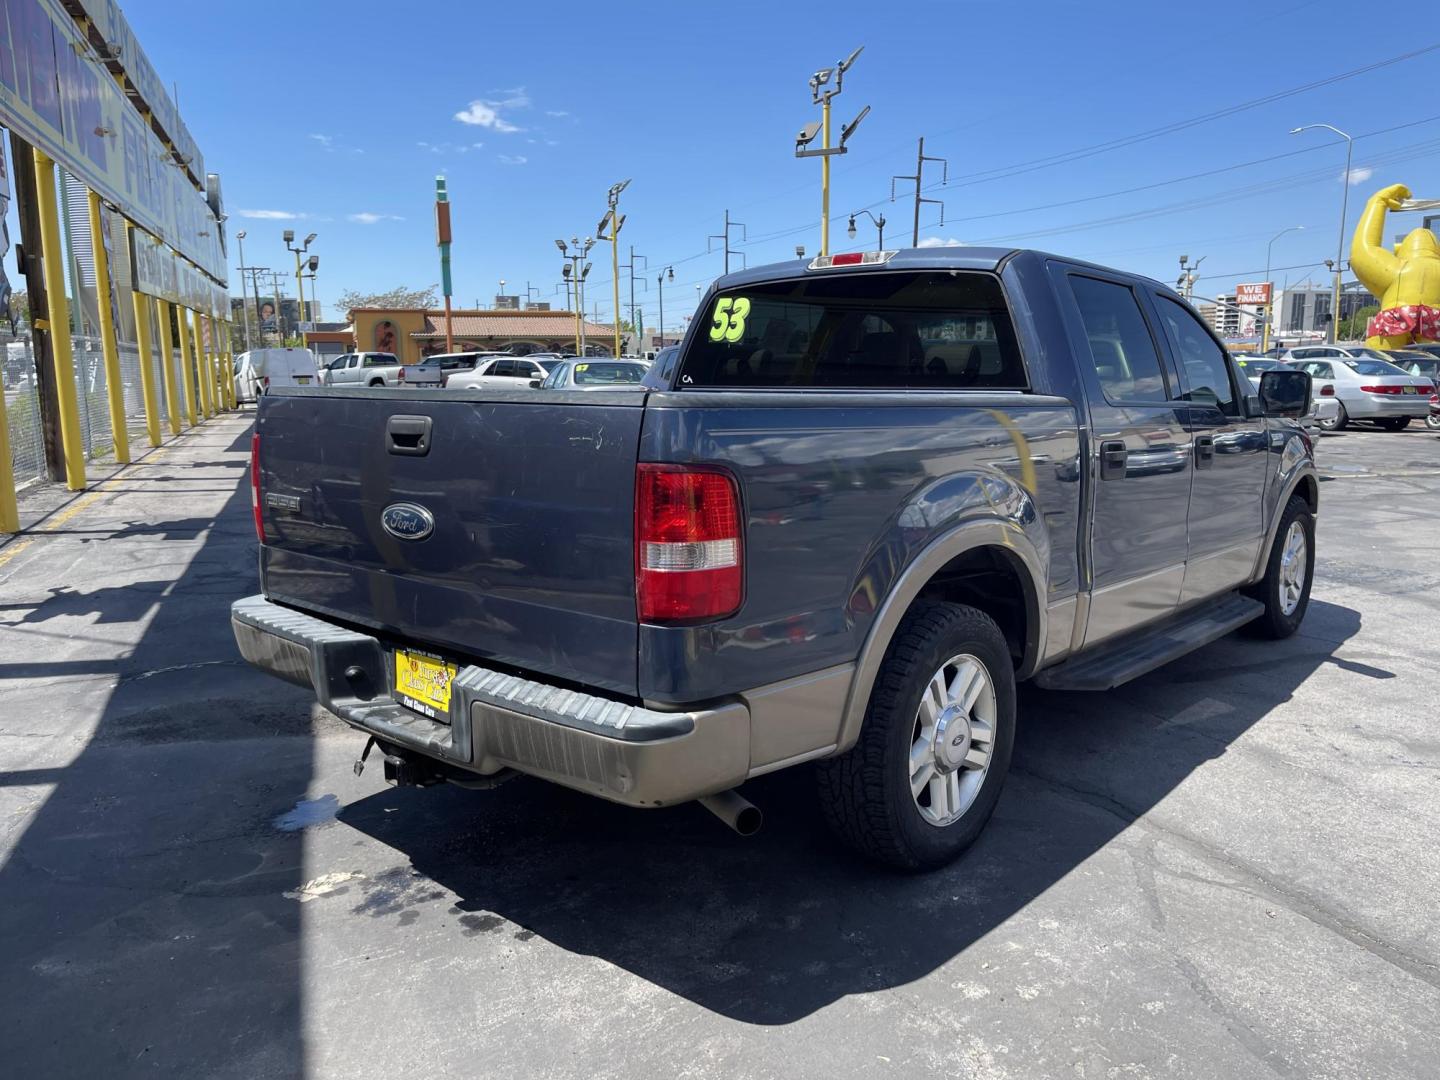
(709, 297, 751, 343)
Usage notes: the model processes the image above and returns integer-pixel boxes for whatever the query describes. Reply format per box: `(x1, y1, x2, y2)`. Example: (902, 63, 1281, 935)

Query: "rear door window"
(1068, 276, 1170, 402)
(674, 270, 1026, 389)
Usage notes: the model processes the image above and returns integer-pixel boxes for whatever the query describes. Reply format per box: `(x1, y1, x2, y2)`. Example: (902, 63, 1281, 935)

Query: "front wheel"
(1378, 417, 1411, 432)
(816, 602, 1016, 871)
(1244, 495, 1315, 639)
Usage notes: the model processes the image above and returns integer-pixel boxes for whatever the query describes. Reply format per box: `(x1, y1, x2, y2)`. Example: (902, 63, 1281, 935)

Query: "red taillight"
(1320, 384, 1335, 396)
(1359, 384, 1412, 395)
(250, 432, 265, 543)
(397, 367, 406, 382)
(635, 464, 742, 623)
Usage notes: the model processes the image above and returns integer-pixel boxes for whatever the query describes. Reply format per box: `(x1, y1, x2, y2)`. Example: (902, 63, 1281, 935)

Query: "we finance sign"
(1235, 282, 1273, 305)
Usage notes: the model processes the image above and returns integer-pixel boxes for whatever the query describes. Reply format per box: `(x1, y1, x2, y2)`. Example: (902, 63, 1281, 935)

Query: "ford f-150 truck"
(233, 248, 1317, 869)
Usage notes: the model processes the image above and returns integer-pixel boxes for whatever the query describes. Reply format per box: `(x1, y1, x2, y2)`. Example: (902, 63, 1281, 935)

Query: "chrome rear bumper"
(231, 595, 750, 806)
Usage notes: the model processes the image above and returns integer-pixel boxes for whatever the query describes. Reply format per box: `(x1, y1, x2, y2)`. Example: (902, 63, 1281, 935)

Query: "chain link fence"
(3, 328, 183, 491)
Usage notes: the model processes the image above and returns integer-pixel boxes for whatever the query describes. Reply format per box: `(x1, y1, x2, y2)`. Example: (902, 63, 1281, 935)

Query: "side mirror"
(527, 378, 542, 389)
(1258, 368, 1311, 419)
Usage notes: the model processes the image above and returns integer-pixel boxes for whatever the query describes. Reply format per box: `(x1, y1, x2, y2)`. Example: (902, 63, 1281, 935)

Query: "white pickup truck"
(320, 351, 404, 387)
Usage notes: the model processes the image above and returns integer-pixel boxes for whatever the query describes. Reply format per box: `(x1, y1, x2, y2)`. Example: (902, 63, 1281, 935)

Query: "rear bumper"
(1345, 393, 1430, 419)
(231, 595, 751, 806)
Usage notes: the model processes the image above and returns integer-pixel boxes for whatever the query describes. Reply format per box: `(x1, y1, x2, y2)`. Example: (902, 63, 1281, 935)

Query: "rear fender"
(834, 487, 1049, 755)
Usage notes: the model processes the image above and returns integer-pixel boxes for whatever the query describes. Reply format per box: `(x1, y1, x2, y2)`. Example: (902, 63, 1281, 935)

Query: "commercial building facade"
(308, 309, 618, 363)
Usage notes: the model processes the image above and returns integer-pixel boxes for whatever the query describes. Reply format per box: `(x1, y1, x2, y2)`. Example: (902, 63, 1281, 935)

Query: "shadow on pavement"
(339, 599, 1361, 1025)
(0, 445, 319, 1077)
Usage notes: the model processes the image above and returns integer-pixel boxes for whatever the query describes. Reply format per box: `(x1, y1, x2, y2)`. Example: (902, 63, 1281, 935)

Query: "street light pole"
(284, 230, 317, 341)
(1263, 226, 1304, 354)
(597, 180, 630, 357)
(656, 266, 673, 348)
(794, 47, 869, 257)
(1291, 123, 1352, 343)
(847, 209, 887, 249)
(235, 230, 253, 351)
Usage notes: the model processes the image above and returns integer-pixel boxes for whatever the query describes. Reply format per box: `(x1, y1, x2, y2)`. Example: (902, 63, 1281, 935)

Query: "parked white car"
(444, 355, 562, 390)
(1283, 348, 1433, 430)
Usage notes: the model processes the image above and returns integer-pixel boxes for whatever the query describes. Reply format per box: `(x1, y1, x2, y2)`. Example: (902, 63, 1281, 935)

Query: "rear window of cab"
(675, 270, 1027, 390)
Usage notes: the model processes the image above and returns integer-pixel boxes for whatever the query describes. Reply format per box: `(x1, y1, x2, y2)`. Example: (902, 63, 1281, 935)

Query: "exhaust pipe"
(698, 789, 763, 837)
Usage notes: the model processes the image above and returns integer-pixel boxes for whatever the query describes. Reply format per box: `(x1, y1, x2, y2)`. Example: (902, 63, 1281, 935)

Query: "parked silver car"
(534, 359, 648, 390)
(444, 355, 561, 390)
(1281, 347, 1432, 430)
(1233, 355, 1339, 431)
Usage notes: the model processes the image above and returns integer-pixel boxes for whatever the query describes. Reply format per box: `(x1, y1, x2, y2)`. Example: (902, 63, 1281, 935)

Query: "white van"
(237, 348, 319, 400)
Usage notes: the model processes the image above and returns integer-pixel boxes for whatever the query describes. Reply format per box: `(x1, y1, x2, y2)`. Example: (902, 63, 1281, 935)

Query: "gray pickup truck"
(234, 248, 1317, 869)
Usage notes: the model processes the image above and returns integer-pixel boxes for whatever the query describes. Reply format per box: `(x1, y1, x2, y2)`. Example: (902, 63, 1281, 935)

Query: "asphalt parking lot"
(1, 413, 1437, 1080)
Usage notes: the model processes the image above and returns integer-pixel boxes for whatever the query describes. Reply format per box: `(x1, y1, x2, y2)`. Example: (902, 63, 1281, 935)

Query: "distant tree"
(1339, 304, 1379, 341)
(335, 284, 439, 314)
(6, 290, 28, 333)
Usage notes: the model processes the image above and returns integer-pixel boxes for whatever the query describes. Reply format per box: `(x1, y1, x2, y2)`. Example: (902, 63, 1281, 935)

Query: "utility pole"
(708, 210, 748, 275)
(620, 246, 648, 353)
(794, 47, 870, 257)
(891, 137, 948, 247)
(235, 230, 253, 350)
(597, 180, 630, 358)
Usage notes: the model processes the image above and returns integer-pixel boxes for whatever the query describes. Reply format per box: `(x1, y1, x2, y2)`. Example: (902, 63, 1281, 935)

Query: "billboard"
(1234, 282, 1272, 305)
(0, 0, 225, 282)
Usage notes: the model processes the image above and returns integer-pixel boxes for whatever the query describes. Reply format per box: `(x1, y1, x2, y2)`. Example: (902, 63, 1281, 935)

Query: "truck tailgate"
(256, 387, 645, 697)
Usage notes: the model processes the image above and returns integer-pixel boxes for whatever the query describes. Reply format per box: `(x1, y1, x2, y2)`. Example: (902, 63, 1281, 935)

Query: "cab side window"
(1155, 296, 1238, 415)
(1068, 276, 1170, 402)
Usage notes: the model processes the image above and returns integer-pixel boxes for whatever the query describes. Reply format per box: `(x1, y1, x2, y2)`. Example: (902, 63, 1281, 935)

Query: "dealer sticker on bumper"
(394, 649, 457, 717)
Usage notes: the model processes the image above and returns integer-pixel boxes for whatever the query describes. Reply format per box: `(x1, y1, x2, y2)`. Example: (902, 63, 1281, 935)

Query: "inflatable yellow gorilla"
(1350, 183, 1440, 348)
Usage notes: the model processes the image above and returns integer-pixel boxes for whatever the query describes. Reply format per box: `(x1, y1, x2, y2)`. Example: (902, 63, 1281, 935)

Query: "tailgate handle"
(387, 415, 432, 456)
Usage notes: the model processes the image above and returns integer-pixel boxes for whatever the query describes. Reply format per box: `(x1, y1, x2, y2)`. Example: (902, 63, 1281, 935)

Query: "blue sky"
(29, 2, 1440, 331)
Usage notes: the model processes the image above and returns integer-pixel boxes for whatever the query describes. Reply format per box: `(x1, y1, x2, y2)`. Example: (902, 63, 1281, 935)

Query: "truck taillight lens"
(635, 464, 742, 623)
(397, 367, 405, 381)
(250, 432, 265, 543)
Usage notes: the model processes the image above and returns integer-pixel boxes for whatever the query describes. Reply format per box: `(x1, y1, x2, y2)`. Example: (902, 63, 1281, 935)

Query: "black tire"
(1425, 411, 1440, 431)
(817, 602, 1016, 871)
(1378, 417, 1410, 432)
(1319, 401, 1347, 431)
(368, 378, 384, 387)
(1244, 495, 1315, 639)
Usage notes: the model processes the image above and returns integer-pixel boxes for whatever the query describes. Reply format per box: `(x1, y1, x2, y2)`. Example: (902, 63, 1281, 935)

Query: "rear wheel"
(1378, 417, 1410, 432)
(368, 378, 384, 387)
(1426, 410, 1440, 431)
(1244, 495, 1314, 639)
(1318, 401, 1347, 431)
(817, 602, 1015, 871)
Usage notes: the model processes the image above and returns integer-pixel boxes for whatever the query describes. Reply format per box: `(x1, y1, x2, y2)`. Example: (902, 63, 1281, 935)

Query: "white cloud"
(237, 208, 304, 220)
(454, 100, 521, 133)
(490, 87, 530, 108)
(308, 133, 335, 149)
(545, 110, 569, 118)
(1345, 166, 1374, 185)
(498, 154, 528, 166)
(348, 212, 404, 225)
(918, 236, 965, 248)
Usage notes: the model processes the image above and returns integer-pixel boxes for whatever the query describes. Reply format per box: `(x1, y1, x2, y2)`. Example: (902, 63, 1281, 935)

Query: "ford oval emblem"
(380, 502, 435, 541)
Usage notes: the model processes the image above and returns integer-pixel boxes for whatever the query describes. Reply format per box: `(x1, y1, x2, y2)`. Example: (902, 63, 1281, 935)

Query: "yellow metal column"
(86, 190, 130, 464)
(194, 309, 215, 418)
(129, 279, 161, 448)
(223, 322, 237, 409)
(176, 305, 198, 426)
(154, 298, 183, 433)
(0, 389, 18, 531)
(31, 150, 86, 490)
(212, 317, 231, 411)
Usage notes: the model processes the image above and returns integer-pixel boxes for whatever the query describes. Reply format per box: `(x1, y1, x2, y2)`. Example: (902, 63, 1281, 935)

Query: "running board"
(1034, 593, 1263, 692)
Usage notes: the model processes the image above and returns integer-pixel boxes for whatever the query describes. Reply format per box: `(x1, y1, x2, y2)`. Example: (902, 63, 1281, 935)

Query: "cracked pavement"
(0, 413, 1437, 1079)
